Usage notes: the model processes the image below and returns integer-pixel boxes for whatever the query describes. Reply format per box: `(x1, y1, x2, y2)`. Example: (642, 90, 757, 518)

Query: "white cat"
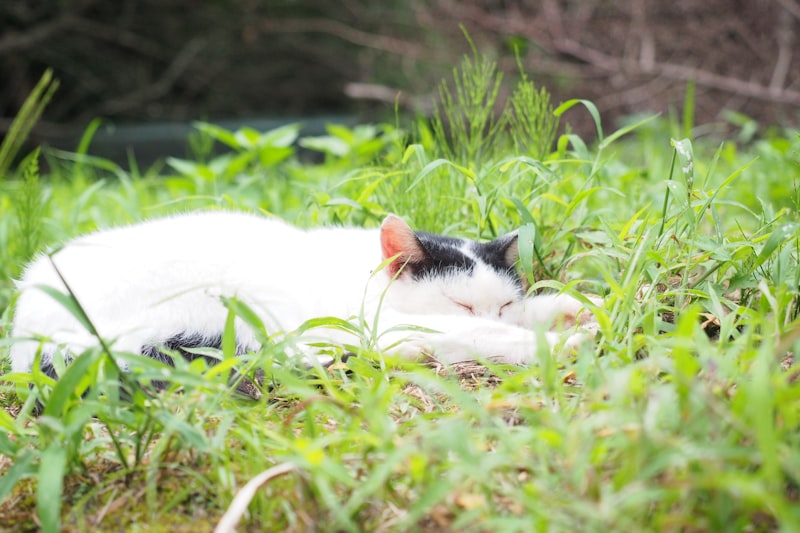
(9, 211, 597, 382)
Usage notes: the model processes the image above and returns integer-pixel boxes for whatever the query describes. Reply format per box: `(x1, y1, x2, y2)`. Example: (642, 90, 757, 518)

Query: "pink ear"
(380, 215, 425, 276)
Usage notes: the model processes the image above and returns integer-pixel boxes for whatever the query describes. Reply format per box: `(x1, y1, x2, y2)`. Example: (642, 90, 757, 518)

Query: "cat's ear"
(496, 230, 520, 268)
(380, 215, 426, 277)
(495, 230, 531, 289)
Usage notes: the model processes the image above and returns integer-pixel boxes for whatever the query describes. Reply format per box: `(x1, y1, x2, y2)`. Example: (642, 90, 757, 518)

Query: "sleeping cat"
(9, 211, 598, 384)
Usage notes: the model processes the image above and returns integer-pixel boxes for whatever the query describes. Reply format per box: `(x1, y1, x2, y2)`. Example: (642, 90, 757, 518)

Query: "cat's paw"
(553, 294, 603, 327)
(512, 293, 602, 330)
(387, 328, 554, 366)
(389, 334, 437, 361)
(563, 321, 600, 351)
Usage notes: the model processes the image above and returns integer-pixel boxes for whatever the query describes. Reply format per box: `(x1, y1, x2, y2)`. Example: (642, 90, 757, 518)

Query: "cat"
(9, 211, 598, 387)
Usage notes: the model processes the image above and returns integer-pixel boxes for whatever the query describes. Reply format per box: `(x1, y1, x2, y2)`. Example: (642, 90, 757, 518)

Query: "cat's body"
(9, 211, 596, 378)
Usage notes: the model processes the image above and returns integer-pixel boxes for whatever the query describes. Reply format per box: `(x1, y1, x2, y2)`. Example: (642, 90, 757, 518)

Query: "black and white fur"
(9, 211, 597, 378)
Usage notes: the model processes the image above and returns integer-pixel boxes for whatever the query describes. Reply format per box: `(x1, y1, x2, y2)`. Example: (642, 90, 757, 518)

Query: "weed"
(1, 56, 799, 532)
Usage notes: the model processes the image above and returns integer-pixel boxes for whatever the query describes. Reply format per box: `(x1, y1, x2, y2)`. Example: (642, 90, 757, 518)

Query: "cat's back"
(17, 211, 381, 294)
(70, 210, 294, 251)
(15, 211, 298, 293)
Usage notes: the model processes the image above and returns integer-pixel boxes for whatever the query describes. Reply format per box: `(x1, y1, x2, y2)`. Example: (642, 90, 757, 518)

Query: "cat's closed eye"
(498, 301, 514, 317)
(453, 301, 475, 315)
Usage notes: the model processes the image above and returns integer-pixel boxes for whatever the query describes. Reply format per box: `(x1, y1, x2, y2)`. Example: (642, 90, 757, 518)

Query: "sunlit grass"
(1, 60, 799, 530)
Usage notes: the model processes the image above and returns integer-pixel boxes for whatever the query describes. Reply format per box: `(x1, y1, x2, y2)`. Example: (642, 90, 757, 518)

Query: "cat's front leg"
(509, 293, 601, 330)
(376, 312, 563, 365)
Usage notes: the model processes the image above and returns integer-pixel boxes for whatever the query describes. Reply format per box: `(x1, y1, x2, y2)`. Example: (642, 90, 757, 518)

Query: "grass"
(1, 57, 800, 531)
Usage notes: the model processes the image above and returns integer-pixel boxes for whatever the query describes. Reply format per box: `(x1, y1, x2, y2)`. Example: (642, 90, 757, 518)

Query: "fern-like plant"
(431, 47, 506, 165)
(430, 41, 559, 165)
(0, 70, 57, 281)
(507, 68, 558, 160)
(12, 148, 47, 272)
(0, 70, 58, 277)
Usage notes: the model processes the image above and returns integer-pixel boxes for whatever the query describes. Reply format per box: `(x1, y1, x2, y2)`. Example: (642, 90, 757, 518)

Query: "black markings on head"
(380, 215, 524, 288)
(471, 232, 525, 290)
(407, 232, 476, 280)
(472, 233, 519, 274)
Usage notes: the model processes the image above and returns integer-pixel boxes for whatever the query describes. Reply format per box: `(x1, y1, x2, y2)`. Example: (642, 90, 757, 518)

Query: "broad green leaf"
(510, 197, 535, 225)
(754, 222, 800, 269)
(671, 138, 694, 190)
(166, 157, 202, 177)
(299, 136, 350, 157)
(192, 122, 240, 149)
(260, 123, 300, 147)
(518, 222, 537, 286)
(43, 348, 101, 417)
(221, 296, 267, 339)
(37, 445, 67, 533)
(324, 197, 363, 210)
(296, 316, 361, 336)
(404, 158, 450, 191)
(0, 408, 20, 436)
(554, 99, 603, 141)
(258, 146, 293, 167)
(0, 452, 36, 503)
(326, 124, 356, 144)
(234, 127, 262, 149)
(402, 143, 428, 166)
(155, 411, 211, 451)
(223, 307, 237, 361)
(352, 124, 378, 143)
(600, 114, 657, 149)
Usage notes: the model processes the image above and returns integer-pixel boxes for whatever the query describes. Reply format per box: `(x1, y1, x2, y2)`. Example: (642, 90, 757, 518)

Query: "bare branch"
(440, 1, 800, 112)
(257, 18, 424, 58)
(541, 0, 564, 41)
(344, 82, 434, 113)
(557, 37, 800, 105)
(214, 462, 299, 533)
(776, 0, 800, 20)
(770, 6, 795, 94)
(596, 76, 673, 111)
(69, 17, 167, 60)
(0, 14, 168, 60)
(0, 15, 75, 54)
(629, 0, 655, 71)
(91, 38, 207, 117)
(344, 82, 405, 104)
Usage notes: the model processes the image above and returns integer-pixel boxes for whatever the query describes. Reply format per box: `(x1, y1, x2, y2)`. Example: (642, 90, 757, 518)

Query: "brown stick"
(257, 17, 424, 58)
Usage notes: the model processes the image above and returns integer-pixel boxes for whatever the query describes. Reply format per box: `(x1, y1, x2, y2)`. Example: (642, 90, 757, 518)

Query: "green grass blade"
(37, 444, 67, 533)
(0, 452, 36, 502)
(0, 69, 59, 179)
(554, 99, 604, 142)
(42, 349, 101, 417)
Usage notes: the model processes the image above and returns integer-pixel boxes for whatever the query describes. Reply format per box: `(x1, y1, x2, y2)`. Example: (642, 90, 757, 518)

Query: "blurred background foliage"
(1, 0, 799, 153)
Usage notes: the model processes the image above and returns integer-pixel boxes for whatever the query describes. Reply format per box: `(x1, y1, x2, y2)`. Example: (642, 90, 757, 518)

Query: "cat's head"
(379, 215, 526, 319)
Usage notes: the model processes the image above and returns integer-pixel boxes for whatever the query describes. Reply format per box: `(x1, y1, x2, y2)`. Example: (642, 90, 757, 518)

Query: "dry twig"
(214, 462, 299, 533)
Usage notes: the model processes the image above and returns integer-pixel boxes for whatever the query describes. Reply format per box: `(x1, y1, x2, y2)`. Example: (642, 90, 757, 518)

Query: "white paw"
(513, 293, 602, 330)
(387, 334, 436, 360)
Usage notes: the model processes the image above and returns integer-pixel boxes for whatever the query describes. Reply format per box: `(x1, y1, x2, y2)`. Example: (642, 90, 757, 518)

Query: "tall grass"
(1, 54, 799, 532)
